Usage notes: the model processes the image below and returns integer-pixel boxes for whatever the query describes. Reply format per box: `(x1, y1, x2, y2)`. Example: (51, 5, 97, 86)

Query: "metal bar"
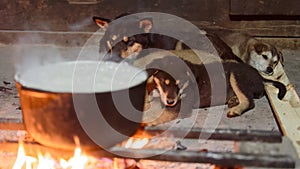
(110, 147, 295, 168)
(0, 118, 24, 130)
(0, 122, 24, 130)
(145, 126, 282, 143)
(0, 118, 282, 142)
(0, 141, 294, 168)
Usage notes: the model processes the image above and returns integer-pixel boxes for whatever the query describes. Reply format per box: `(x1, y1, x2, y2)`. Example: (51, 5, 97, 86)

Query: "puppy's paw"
(227, 96, 239, 108)
(282, 84, 300, 107)
(227, 106, 243, 118)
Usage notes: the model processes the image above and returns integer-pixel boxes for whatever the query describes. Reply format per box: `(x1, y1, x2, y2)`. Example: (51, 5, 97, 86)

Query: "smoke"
(11, 14, 106, 76)
(12, 34, 67, 74)
(12, 31, 103, 76)
(68, 17, 93, 31)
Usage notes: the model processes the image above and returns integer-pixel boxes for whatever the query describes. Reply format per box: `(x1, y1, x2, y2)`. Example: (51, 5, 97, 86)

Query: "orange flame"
(124, 137, 149, 149)
(12, 135, 148, 168)
(122, 127, 151, 149)
(12, 137, 89, 169)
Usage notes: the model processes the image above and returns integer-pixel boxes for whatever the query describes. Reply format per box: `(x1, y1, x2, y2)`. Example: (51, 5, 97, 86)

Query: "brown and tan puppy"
(214, 32, 283, 75)
(146, 56, 287, 117)
(93, 14, 188, 62)
(213, 31, 300, 107)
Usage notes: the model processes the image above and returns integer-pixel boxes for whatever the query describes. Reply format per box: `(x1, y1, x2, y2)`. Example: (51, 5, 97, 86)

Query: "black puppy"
(147, 56, 286, 117)
(93, 14, 187, 62)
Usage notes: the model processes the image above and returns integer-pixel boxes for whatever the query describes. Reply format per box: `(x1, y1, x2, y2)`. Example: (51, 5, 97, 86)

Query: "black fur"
(205, 32, 243, 62)
(262, 79, 287, 100)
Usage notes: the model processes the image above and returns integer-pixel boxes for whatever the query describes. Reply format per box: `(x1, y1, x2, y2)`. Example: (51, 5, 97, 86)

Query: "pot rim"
(15, 61, 148, 94)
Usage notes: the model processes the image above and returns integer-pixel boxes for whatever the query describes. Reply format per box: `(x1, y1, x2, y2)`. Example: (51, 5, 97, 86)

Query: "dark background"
(0, 0, 299, 47)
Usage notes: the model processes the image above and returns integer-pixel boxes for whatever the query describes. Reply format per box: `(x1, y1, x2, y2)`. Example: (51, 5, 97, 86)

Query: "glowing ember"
(122, 127, 150, 149)
(124, 137, 149, 149)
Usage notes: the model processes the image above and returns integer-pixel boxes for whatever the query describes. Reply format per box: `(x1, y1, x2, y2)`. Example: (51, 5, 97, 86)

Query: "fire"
(12, 135, 149, 168)
(123, 127, 151, 149)
(124, 138, 149, 149)
(12, 137, 88, 169)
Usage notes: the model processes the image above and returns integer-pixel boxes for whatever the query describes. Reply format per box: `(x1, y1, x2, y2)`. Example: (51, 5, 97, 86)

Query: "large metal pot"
(15, 61, 147, 150)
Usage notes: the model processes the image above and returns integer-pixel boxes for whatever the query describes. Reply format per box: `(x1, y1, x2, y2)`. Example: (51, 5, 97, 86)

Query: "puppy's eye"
(262, 54, 268, 60)
(273, 61, 278, 65)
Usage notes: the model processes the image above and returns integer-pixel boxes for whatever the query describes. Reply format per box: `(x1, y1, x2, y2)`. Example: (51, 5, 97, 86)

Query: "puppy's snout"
(266, 67, 273, 74)
(166, 99, 175, 106)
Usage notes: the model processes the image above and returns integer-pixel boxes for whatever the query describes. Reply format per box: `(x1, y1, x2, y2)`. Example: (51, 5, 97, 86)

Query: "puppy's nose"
(166, 99, 175, 106)
(266, 67, 273, 74)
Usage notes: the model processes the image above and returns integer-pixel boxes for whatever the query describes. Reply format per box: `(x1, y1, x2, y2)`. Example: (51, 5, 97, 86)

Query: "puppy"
(147, 56, 287, 117)
(145, 56, 197, 118)
(93, 14, 186, 62)
(213, 31, 283, 76)
(212, 31, 300, 107)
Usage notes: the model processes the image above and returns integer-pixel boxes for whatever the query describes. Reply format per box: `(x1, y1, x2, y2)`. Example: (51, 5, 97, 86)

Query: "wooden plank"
(265, 83, 300, 158)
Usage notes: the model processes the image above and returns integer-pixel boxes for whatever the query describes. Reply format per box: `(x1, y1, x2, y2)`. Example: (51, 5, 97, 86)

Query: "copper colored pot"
(15, 61, 147, 150)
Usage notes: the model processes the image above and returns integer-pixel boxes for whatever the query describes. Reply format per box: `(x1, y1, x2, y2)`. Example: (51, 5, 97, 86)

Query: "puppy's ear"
(146, 68, 158, 77)
(271, 45, 284, 65)
(92, 16, 111, 30)
(139, 18, 153, 33)
(278, 50, 284, 63)
(254, 43, 267, 54)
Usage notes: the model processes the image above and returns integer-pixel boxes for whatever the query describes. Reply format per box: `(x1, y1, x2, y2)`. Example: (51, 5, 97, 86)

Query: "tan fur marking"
(107, 40, 113, 56)
(179, 80, 189, 95)
(112, 35, 117, 41)
(131, 43, 142, 52)
(106, 41, 112, 51)
(123, 36, 128, 42)
(228, 72, 250, 117)
(120, 50, 127, 58)
(175, 41, 183, 50)
(120, 43, 142, 58)
(165, 79, 170, 85)
(139, 20, 152, 33)
(153, 76, 168, 105)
